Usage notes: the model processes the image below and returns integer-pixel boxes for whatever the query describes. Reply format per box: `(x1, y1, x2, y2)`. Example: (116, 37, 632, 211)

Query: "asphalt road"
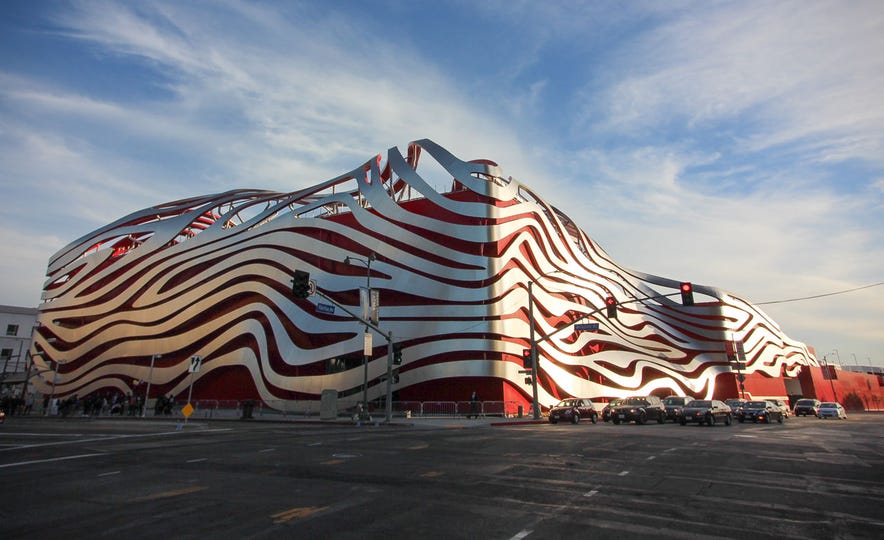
(1, 414, 882, 539)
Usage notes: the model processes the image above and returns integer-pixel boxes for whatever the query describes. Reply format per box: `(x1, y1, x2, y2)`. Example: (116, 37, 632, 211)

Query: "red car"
(549, 398, 599, 424)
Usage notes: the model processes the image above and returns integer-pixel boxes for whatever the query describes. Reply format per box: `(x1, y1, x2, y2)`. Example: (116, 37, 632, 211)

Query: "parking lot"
(1, 413, 882, 539)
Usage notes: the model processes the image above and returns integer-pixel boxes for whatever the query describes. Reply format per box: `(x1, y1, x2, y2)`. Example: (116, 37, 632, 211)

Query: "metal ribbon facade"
(32, 139, 816, 405)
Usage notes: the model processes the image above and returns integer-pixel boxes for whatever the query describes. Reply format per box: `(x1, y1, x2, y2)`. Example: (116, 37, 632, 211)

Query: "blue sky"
(1, 0, 882, 366)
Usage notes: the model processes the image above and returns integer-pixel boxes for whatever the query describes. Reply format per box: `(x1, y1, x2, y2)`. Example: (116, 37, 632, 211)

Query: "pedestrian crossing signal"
(292, 270, 311, 299)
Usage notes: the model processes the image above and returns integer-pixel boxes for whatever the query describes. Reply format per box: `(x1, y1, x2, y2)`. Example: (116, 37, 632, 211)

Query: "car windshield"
(687, 400, 711, 408)
(796, 399, 816, 406)
(663, 397, 686, 405)
(820, 402, 837, 408)
(556, 399, 577, 407)
(622, 397, 648, 405)
(745, 401, 768, 409)
(726, 400, 743, 406)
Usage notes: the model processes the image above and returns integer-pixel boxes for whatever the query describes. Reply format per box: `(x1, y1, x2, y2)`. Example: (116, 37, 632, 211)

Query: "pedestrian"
(470, 390, 480, 419)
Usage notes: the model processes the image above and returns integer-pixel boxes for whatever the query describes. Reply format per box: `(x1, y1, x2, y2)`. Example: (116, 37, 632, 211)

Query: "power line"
(756, 281, 884, 305)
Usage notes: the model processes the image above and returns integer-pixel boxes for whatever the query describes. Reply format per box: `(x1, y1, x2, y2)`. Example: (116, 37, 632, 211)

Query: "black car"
(611, 396, 666, 425)
(725, 398, 747, 418)
(792, 398, 821, 417)
(679, 399, 733, 426)
(662, 396, 692, 422)
(601, 398, 623, 422)
(549, 398, 598, 424)
(737, 400, 785, 424)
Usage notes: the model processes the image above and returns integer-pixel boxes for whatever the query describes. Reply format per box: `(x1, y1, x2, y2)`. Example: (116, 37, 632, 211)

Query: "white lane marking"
(734, 434, 757, 438)
(510, 529, 533, 540)
(307, 442, 322, 447)
(583, 489, 599, 497)
(0, 428, 233, 452)
(618, 470, 630, 476)
(259, 448, 276, 453)
(0, 453, 104, 469)
(186, 458, 207, 463)
(98, 470, 120, 477)
(663, 447, 678, 453)
(646, 455, 657, 461)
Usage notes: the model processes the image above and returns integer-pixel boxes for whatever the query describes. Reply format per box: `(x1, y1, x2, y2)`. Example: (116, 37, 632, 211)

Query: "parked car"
(737, 400, 784, 424)
(817, 402, 847, 419)
(793, 398, 821, 417)
(611, 396, 666, 425)
(549, 398, 598, 424)
(662, 396, 692, 422)
(679, 400, 733, 426)
(771, 399, 791, 418)
(601, 398, 623, 422)
(725, 398, 747, 417)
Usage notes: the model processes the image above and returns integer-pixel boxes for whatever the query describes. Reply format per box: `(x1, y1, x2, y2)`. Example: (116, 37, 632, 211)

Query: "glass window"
(5, 324, 18, 336)
(1, 348, 12, 360)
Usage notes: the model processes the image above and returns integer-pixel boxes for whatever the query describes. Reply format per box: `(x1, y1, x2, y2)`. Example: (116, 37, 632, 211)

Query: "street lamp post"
(527, 270, 562, 420)
(47, 359, 59, 416)
(142, 354, 161, 418)
(344, 252, 375, 421)
(822, 352, 839, 402)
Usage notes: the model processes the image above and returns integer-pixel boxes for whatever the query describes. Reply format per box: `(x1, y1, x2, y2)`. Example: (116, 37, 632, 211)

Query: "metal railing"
(11, 397, 536, 419)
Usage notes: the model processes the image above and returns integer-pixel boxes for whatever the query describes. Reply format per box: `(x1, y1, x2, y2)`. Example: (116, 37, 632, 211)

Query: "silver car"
(817, 402, 847, 419)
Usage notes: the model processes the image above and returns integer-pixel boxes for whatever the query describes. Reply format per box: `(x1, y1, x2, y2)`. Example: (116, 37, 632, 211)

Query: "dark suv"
(549, 398, 599, 424)
(792, 398, 821, 417)
(662, 396, 692, 422)
(611, 396, 666, 425)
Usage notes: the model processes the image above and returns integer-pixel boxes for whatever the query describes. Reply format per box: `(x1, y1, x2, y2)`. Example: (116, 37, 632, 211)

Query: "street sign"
(181, 402, 194, 418)
(575, 323, 600, 331)
(363, 332, 373, 356)
(316, 303, 335, 314)
(308, 279, 317, 297)
(189, 355, 202, 373)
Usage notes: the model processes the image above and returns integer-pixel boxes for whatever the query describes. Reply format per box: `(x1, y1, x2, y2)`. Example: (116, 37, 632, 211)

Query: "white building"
(1, 304, 39, 398)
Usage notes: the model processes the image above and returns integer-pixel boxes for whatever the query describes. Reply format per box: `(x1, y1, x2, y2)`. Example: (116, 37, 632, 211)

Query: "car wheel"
(638, 412, 647, 425)
(613, 417, 620, 425)
(572, 414, 580, 425)
(679, 417, 686, 425)
(738, 417, 744, 423)
(778, 414, 784, 424)
(725, 414, 732, 426)
(706, 413, 715, 426)
(591, 413, 598, 424)
(550, 419, 557, 424)
(657, 412, 665, 424)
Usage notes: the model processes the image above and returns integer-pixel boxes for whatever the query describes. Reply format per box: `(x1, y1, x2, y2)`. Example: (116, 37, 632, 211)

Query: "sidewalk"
(9, 411, 548, 429)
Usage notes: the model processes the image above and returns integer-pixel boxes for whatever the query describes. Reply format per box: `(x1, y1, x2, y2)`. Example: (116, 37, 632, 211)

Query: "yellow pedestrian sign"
(182, 402, 194, 418)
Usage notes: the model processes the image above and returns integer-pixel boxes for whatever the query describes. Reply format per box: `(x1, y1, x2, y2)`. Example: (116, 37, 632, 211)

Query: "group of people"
(0, 393, 35, 416)
(0, 390, 179, 417)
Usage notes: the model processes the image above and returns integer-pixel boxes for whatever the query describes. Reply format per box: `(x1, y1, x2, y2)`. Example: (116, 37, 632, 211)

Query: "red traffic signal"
(522, 348, 532, 367)
(605, 296, 616, 318)
(680, 282, 694, 306)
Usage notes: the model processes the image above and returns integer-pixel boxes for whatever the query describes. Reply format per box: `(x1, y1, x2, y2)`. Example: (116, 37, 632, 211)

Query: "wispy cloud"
(1, 0, 882, 360)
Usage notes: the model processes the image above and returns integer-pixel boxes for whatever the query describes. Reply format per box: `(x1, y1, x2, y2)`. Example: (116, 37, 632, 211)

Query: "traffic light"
(392, 369, 400, 384)
(605, 296, 616, 318)
(291, 270, 311, 299)
(393, 344, 403, 365)
(524, 376, 533, 385)
(680, 282, 694, 306)
(522, 348, 532, 367)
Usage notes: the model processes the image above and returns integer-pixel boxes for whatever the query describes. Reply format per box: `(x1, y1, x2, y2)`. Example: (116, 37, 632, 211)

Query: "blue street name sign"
(316, 303, 335, 314)
(575, 323, 600, 331)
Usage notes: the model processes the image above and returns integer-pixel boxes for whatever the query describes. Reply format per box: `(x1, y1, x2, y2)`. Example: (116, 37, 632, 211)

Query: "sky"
(1, 0, 882, 367)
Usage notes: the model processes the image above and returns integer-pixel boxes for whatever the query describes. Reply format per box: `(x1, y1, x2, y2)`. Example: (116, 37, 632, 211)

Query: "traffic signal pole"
(309, 287, 396, 423)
